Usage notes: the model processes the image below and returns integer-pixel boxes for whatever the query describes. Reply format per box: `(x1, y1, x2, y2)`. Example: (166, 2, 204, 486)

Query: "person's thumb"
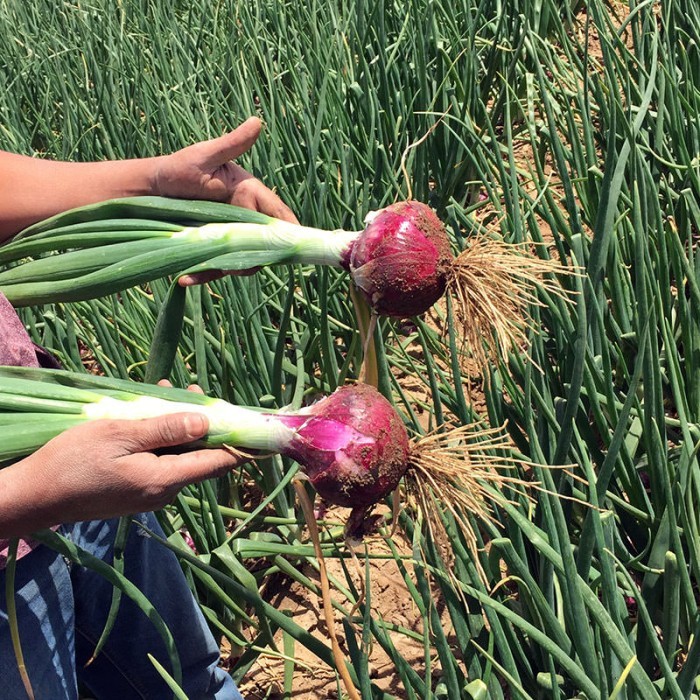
(196, 116, 262, 168)
(127, 412, 209, 452)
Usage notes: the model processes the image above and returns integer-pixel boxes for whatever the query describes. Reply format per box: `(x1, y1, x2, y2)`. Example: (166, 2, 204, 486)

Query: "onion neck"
(175, 220, 361, 268)
(82, 395, 297, 452)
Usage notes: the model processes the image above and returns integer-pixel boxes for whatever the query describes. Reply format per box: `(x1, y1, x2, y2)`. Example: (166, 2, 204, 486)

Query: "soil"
(236, 514, 440, 700)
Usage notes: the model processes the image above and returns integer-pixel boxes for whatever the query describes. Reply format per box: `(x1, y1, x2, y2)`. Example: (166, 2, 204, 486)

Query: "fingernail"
(184, 414, 207, 438)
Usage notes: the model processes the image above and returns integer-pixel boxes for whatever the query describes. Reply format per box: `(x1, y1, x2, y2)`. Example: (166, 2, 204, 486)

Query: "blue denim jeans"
(0, 514, 244, 699)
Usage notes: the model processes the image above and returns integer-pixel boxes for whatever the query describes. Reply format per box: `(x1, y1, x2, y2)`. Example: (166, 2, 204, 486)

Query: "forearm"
(0, 458, 57, 538)
(0, 151, 163, 243)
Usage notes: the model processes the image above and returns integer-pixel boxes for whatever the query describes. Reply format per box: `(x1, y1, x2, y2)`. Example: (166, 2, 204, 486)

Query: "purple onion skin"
(343, 201, 453, 318)
(277, 384, 410, 508)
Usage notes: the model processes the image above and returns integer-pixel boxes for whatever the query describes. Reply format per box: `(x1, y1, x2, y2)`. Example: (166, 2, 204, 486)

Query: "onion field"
(2, 0, 700, 697)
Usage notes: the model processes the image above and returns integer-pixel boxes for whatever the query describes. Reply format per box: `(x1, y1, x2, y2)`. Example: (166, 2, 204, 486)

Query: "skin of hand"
(0, 403, 245, 538)
(152, 117, 297, 222)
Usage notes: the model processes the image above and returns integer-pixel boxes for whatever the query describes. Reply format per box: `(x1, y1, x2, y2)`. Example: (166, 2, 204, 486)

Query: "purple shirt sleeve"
(0, 293, 61, 369)
(0, 292, 60, 566)
(0, 292, 41, 367)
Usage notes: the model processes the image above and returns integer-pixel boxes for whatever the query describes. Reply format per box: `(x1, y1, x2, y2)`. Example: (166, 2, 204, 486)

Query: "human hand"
(12, 411, 244, 527)
(152, 116, 298, 221)
(152, 116, 299, 287)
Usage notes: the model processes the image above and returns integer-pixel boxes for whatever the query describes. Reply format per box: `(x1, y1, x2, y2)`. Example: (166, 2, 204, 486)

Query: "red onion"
(343, 201, 453, 317)
(277, 383, 410, 508)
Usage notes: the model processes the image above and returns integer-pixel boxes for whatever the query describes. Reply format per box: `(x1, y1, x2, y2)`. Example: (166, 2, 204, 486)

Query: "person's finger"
(158, 447, 247, 487)
(177, 269, 227, 286)
(157, 378, 204, 394)
(254, 188, 300, 225)
(178, 267, 260, 287)
(230, 179, 299, 224)
(223, 163, 299, 224)
(196, 117, 262, 168)
(125, 412, 209, 452)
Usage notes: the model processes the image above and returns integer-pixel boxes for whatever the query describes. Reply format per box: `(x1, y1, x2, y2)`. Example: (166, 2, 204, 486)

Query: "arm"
(0, 412, 243, 538)
(0, 116, 297, 243)
(0, 120, 292, 536)
(0, 152, 155, 240)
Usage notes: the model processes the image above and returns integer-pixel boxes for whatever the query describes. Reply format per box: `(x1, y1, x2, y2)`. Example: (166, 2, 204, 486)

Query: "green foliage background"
(3, 0, 700, 697)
